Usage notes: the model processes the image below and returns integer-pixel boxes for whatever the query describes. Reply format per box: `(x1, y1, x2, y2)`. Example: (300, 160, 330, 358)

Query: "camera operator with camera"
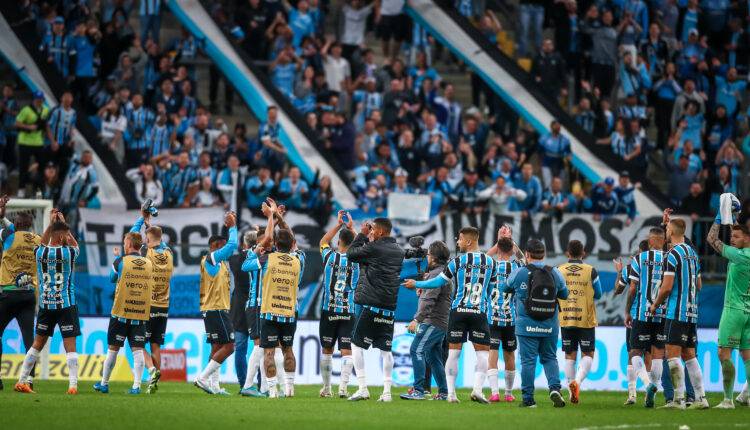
(400, 239, 452, 401)
(15, 91, 52, 189)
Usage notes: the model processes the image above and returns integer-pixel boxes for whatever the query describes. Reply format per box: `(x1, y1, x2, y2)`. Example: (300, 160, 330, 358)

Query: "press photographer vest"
(261, 252, 301, 318)
(558, 262, 597, 328)
(0, 231, 41, 288)
(147, 247, 173, 308)
(111, 255, 153, 321)
(199, 256, 231, 311)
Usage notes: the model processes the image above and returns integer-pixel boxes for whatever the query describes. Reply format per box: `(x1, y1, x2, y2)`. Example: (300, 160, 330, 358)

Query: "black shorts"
(319, 310, 354, 351)
(203, 310, 235, 344)
(626, 326, 631, 351)
(352, 307, 394, 351)
(489, 325, 517, 351)
(245, 306, 260, 340)
(259, 318, 297, 348)
(630, 320, 666, 351)
(448, 309, 490, 345)
(377, 14, 411, 42)
(664, 318, 697, 348)
(107, 317, 147, 348)
(36, 306, 81, 338)
(146, 306, 169, 346)
(561, 327, 596, 353)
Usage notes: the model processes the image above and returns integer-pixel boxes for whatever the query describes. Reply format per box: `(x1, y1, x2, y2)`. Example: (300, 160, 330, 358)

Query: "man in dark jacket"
(229, 230, 254, 389)
(346, 217, 405, 402)
(401, 241, 451, 401)
(531, 39, 567, 100)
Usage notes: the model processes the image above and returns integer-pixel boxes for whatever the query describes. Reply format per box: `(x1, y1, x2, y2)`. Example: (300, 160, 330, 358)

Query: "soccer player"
(318, 210, 359, 398)
(404, 227, 497, 404)
(626, 228, 667, 408)
(347, 218, 405, 402)
(94, 231, 153, 394)
(485, 227, 521, 403)
(14, 210, 79, 394)
(706, 212, 750, 408)
(193, 212, 238, 395)
(129, 204, 174, 394)
(558, 240, 602, 404)
(239, 228, 269, 398)
(0, 196, 40, 391)
(246, 200, 303, 398)
(649, 218, 708, 409)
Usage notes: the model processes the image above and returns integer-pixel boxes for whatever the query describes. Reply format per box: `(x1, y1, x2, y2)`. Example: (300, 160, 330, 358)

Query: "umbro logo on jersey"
(153, 254, 168, 264)
(278, 254, 293, 262)
(23, 233, 35, 243)
(132, 259, 147, 266)
(567, 265, 583, 273)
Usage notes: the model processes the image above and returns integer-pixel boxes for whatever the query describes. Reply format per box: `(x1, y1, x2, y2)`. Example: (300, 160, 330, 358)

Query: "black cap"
(465, 168, 478, 175)
(45, 161, 57, 168)
(620, 170, 630, 177)
(525, 238, 545, 255)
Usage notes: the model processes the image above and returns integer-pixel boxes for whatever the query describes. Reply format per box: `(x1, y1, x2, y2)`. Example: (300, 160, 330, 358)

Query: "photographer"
(15, 91, 51, 189)
(401, 241, 451, 401)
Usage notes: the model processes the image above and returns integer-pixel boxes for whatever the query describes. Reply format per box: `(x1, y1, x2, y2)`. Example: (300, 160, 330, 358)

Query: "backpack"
(524, 265, 557, 321)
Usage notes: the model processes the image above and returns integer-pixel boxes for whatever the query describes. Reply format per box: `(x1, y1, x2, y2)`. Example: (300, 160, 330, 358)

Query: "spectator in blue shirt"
(40, 17, 71, 78)
(591, 177, 619, 220)
(69, 22, 100, 111)
(245, 166, 275, 210)
(270, 48, 302, 98)
(278, 166, 309, 210)
(163, 151, 197, 208)
(505, 239, 569, 408)
(140, 0, 162, 43)
(614, 172, 637, 225)
(421, 166, 452, 216)
(715, 67, 746, 118)
(287, 0, 316, 48)
(538, 121, 571, 188)
(511, 163, 543, 217)
(390, 168, 414, 194)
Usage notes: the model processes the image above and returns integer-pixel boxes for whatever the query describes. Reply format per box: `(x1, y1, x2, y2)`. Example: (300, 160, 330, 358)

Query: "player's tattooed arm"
(706, 222, 724, 255)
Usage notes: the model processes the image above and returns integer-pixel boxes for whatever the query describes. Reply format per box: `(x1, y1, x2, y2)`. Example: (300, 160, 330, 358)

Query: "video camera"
(404, 235, 426, 259)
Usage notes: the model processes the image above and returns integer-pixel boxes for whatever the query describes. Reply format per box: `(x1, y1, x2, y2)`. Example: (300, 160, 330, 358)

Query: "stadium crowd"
(2, 0, 749, 232)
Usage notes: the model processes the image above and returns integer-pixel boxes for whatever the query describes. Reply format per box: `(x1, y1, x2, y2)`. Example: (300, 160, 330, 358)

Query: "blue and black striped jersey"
(664, 243, 701, 323)
(629, 250, 666, 322)
(488, 259, 520, 326)
(36, 245, 79, 310)
(441, 251, 497, 314)
(320, 244, 359, 314)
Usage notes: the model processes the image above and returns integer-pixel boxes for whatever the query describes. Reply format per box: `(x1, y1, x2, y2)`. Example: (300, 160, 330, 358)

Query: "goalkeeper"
(706, 193, 750, 409)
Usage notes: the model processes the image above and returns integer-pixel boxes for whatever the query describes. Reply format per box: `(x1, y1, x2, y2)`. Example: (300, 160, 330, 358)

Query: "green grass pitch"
(1, 381, 747, 430)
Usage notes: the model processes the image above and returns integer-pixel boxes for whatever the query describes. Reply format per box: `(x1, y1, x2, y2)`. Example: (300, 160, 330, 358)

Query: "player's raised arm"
(345, 221, 374, 263)
(320, 211, 345, 249)
(210, 212, 238, 264)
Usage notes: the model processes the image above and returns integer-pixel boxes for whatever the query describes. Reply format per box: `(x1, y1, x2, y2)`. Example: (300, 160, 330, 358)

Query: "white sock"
(340, 355, 353, 390)
(352, 344, 366, 391)
(284, 372, 295, 392)
(200, 359, 221, 381)
(446, 349, 460, 396)
(565, 359, 576, 386)
(626, 365, 636, 398)
(504, 369, 516, 395)
(132, 349, 145, 389)
(576, 356, 593, 385)
(18, 347, 40, 383)
(684, 358, 705, 399)
(632, 355, 651, 387)
(148, 366, 156, 374)
(210, 367, 221, 392)
(488, 368, 499, 395)
(321, 353, 333, 388)
(473, 350, 489, 395)
(267, 375, 278, 394)
(101, 349, 118, 385)
(667, 357, 685, 401)
(260, 354, 269, 392)
(66, 352, 79, 388)
(742, 382, 749, 397)
(243, 347, 262, 390)
(274, 348, 286, 388)
(381, 350, 393, 394)
(650, 358, 663, 389)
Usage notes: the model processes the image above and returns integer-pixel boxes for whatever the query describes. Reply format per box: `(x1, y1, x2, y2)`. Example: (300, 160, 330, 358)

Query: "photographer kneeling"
(401, 241, 451, 401)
